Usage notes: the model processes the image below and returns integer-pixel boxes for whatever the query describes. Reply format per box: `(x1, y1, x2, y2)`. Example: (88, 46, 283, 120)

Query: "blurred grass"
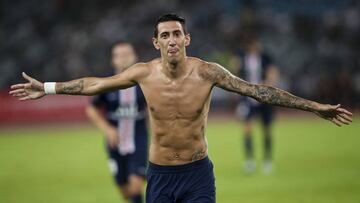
(0, 117, 359, 203)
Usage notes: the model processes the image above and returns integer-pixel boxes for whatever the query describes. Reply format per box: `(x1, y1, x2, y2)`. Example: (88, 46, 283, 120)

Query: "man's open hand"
(314, 104, 353, 126)
(9, 72, 45, 101)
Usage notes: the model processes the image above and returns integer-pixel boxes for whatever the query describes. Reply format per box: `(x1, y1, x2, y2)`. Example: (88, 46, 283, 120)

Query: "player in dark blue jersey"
(86, 42, 147, 203)
(236, 38, 279, 174)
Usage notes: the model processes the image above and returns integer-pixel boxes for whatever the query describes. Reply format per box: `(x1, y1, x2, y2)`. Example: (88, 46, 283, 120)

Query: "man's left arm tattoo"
(202, 63, 318, 112)
(251, 85, 317, 111)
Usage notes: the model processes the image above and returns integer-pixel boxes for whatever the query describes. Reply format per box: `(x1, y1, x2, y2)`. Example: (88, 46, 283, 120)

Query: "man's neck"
(162, 57, 187, 79)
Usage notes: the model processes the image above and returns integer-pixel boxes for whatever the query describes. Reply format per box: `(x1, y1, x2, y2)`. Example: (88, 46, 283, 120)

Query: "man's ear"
(152, 37, 160, 50)
(185, 33, 191, 47)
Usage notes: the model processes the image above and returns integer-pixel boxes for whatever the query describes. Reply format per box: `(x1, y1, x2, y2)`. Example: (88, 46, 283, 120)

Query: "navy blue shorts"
(146, 157, 216, 203)
(107, 144, 147, 186)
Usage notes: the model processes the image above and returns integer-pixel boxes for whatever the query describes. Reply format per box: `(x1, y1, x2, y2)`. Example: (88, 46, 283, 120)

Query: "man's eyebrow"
(159, 31, 169, 35)
(161, 28, 182, 33)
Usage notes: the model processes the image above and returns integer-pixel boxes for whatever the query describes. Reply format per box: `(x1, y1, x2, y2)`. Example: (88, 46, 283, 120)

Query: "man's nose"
(169, 36, 176, 46)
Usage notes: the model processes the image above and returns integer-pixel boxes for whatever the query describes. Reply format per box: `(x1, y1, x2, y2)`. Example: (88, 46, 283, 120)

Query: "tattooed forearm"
(191, 149, 206, 161)
(57, 80, 84, 94)
(251, 85, 317, 111)
(201, 63, 318, 112)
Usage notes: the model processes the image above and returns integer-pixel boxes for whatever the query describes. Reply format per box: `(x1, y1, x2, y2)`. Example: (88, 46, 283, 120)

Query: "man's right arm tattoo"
(57, 80, 85, 95)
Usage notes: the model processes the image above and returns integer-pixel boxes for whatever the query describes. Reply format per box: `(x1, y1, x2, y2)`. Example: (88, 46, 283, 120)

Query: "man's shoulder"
(129, 61, 156, 75)
(147, 58, 161, 65)
(188, 56, 208, 64)
(187, 57, 219, 83)
(136, 58, 161, 69)
(187, 57, 212, 71)
(125, 59, 161, 81)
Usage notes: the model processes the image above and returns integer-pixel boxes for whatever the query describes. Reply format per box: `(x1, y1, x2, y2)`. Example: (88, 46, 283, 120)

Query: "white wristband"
(44, 82, 57, 94)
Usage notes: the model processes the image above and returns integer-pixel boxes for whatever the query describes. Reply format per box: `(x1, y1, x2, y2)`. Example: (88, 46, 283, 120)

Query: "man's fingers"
(22, 72, 33, 82)
(336, 115, 350, 125)
(10, 83, 26, 90)
(339, 113, 353, 123)
(337, 108, 353, 116)
(9, 89, 25, 95)
(13, 92, 28, 98)
(11, 91, 27, 98)
(331, 118, 342, 127)
(109, 143, 115, 149)
(107, 136, 118, 149)
(110, 141, 117, 149)
(19, 96, 31, 101)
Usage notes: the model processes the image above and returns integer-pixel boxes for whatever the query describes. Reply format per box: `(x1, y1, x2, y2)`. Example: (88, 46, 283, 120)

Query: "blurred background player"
(235, 38, 279, 174)
(86, 42, 148, 203)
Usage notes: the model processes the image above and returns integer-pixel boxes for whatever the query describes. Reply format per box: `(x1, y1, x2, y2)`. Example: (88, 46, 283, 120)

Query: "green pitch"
(0, 117, 359, 203)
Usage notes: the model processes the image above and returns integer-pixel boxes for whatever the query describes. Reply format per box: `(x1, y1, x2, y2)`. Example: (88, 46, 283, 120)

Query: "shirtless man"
(10, 14, 353, 203)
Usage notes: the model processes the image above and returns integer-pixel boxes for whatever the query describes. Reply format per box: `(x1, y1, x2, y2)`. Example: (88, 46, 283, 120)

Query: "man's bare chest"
(140, 78, 212, 120)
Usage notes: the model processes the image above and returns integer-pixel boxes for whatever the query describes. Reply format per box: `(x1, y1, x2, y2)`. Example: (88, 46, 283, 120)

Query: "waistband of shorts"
(147, 156, 210, 173)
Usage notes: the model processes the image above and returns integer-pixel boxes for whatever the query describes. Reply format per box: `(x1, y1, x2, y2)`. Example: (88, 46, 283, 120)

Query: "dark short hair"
(154, 13, 187, 38)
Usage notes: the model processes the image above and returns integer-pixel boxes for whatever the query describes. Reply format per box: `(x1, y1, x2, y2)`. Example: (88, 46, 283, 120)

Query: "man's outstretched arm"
(10, 63, 149, 100)
(201, 62, 353, 126)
